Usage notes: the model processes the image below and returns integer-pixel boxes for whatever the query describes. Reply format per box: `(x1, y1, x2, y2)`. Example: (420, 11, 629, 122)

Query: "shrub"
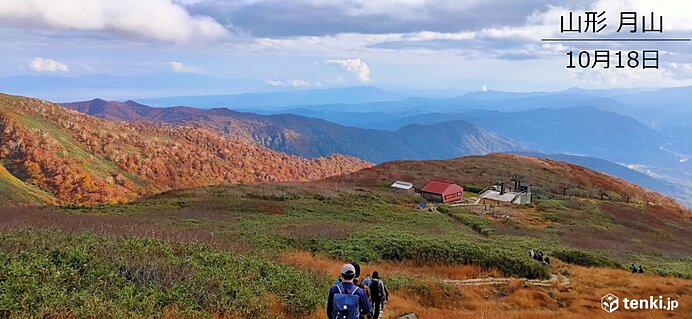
(437, 206, 496, 236)
(305, 230, 548, 279)
(0, 230, 331, 318)
(552, 249, 621, 268)
(462, 185, 484, 194)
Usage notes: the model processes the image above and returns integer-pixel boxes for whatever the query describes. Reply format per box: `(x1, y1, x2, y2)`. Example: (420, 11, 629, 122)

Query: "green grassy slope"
(0, 163, 55, 206)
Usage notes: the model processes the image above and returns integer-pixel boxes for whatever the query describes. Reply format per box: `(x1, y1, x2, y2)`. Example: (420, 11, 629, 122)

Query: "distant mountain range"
(405, 108, 669, 165)
(137, 86, 410, 109)
(63, 99, 530, 163)
(55, 85, 692, 207)
(258, 106, 674, 165)
(253, 86, 692, 133)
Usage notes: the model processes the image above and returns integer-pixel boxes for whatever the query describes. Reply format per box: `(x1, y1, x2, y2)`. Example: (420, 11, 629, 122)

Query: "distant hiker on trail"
(543, 256, 550, 266)
(631, 263, 638, 274)
(336, 275, 343, 285)
(529, 249, 535, 259)
(638, 265, 644, 274)
(368, 271, 389, 319)
(363, 274, 372, 287)
(327, 264, 372, 319)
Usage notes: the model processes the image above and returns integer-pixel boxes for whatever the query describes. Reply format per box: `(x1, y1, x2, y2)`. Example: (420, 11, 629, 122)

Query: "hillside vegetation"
(332, 153, 683, 209)
(0, 164, 56, 206)
(0, 94, 370, 205)
(0, 175, 689, 318)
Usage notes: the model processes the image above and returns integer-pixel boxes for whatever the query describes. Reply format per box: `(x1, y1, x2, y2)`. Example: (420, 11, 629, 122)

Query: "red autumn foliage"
(0, 94, 371, 205)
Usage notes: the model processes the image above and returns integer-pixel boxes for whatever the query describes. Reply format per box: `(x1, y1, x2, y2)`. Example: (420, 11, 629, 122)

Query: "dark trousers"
(372, 298, 383, 318)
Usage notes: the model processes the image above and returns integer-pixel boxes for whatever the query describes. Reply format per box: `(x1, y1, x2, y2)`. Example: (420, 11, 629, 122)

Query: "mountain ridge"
(0, 93, 370, 205)
(62, 98, 530, 163)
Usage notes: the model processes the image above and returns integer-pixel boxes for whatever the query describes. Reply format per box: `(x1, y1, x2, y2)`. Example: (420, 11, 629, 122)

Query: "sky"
(0, 0, 691, 95)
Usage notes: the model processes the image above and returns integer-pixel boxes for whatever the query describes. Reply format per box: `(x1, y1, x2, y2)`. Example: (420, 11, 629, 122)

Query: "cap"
(341, 263, 356, 275)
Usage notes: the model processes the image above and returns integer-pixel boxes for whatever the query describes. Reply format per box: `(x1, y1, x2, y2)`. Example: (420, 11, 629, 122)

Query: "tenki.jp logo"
(601, 293, 680, 313)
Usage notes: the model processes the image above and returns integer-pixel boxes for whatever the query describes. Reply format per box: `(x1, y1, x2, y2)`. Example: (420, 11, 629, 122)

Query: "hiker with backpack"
(327, 264, 372, 319)
(368, 271, 389, 319)
(363, 274, 372, 287)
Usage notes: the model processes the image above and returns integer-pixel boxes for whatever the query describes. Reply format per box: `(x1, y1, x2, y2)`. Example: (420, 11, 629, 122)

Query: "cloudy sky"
(0, 0, 691, 93)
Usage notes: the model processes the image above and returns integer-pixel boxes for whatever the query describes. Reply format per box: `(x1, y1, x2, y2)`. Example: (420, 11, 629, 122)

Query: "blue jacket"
(326, 282, 372, 319)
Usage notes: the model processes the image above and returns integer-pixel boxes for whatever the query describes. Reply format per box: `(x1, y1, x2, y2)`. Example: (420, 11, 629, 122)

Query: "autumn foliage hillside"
(0, 94, 371, 205)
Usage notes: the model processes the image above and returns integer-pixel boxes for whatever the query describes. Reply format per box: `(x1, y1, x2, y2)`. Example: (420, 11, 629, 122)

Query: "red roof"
(421, 180, 463, 195)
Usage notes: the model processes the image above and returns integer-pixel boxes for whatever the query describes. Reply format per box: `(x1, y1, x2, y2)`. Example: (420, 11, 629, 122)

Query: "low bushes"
(304, 230, 549, 279)
(0, 230, 330, 318)
(436, 206, 496, 236)
(462, 185, 484, 194)
(552, 249, 621, 268)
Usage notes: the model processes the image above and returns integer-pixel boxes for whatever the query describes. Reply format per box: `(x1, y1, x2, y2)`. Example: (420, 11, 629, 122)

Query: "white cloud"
(267, 79, 313, 87)
(29, 57, 68, 72)
(169, 61, 205, 73)
(326, 58, 371, 82)
(0, 0, 227, 43)
(589, 0, 692, 32)
(664, 62, 692, 80)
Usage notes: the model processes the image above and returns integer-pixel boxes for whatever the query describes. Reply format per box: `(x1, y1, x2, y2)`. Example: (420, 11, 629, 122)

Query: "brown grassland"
(284, 251, 691, 319)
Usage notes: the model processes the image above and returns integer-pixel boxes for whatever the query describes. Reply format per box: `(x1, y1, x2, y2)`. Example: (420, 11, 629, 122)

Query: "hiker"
(327, 264, 371, 319)
(336, 275, 343, 285)
(528, 249, 535, 259)
(363, 274, 372, 287)
(352, 262, 361, 279)
(638, 265, 644, 274)
(368, 271, 389, 319)
(353, 277, 371, 301)
(543, 256, 550, 266)
(631, 263, 637, 274)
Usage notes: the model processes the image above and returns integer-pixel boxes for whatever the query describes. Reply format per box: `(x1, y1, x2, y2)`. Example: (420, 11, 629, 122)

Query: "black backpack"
(369, 279, 383, 299)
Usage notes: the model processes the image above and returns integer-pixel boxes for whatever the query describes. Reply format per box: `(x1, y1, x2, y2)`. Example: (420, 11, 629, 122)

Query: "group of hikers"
(327, 263, 389, 319)
(631, 263, 645, 274)
(528, 249, 550, 266)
